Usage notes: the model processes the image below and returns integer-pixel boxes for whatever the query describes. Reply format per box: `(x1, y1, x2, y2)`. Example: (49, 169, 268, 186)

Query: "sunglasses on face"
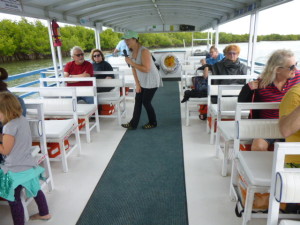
(280, 62, 298, 71)
(93, 54, 101, 58)
(227, 51, 237, 55)
(74, 53, 84, 57)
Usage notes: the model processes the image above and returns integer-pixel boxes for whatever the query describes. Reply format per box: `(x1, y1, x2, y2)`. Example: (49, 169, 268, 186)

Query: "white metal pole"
(47, 19, 58, 78)
(94, 28, 100, 49)
(57, 46, 63, 76)
(207, 31, 210, 49)
(215, 25, 219, 49)
(251, 11, 259, 75)
(191, 32, 194, 55)
(95, 23, 103, 50)
(247, 13, 255, 70)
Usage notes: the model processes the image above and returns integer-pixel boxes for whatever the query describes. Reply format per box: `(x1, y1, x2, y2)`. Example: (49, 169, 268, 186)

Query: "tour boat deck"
(0, 82, 266, 225)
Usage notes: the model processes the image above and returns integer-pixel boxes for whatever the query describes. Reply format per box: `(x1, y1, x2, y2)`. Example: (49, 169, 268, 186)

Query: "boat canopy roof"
(0, 0, 293, 33)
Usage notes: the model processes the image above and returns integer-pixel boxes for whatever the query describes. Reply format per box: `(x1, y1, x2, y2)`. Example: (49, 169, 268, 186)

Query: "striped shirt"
(254, 70, 300, 118)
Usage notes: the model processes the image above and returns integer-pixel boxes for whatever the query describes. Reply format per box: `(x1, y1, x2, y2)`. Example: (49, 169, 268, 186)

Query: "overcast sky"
(219, 0, 299, 35)
(0, 0, 299, 35)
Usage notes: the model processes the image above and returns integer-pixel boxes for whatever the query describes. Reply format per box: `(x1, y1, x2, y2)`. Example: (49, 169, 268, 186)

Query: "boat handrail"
(5, 58, 265, 99)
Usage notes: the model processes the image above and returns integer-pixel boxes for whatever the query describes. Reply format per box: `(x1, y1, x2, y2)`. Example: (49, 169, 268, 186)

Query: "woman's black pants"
(130, 87, 157, 128)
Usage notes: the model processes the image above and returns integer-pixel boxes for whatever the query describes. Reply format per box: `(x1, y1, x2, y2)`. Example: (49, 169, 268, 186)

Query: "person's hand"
(82, 72, 90, 77)
(136, 84, 141, 93)
(200, 58, 206, 65)
(66, 75, 76, 83)
(125, 57, 133, 66)
(248, 80, 259, 90)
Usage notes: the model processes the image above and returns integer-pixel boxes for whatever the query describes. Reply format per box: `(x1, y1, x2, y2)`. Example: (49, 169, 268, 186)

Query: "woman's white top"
(132, 46, 162, 88)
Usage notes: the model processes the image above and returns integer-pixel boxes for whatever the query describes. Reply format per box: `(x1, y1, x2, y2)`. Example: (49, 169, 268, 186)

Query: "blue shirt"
(206, 53, 224, 65)
(115, 40, 129, 56)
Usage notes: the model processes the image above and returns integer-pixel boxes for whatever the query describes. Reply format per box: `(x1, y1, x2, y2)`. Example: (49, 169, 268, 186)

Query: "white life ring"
(160, 53, 180, 74)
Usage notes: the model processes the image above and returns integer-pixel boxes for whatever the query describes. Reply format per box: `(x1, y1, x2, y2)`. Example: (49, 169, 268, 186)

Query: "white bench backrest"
(39, 77, 96, 97)
(96, 78, 124, 88)
(217, 85, 243, 112)
(237, 119, 282, 140)
(235, 102, 280, 121)
(93, 70, 125, 79)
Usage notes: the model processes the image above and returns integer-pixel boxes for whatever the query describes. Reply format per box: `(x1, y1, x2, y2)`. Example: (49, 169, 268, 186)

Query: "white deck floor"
(0, 82, 266, 225)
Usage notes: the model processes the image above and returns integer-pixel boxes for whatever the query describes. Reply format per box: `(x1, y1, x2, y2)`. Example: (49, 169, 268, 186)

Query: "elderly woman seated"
(181, 44, 247, 104)
(238, 49, 300, 151)
(211, 44, 247, 84)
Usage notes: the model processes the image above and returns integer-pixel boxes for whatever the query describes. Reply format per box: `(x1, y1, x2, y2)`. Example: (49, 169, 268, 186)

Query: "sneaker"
(199, 114, 207, 120)
(142, 123, 157, 129)
(121, 123, 136, 130)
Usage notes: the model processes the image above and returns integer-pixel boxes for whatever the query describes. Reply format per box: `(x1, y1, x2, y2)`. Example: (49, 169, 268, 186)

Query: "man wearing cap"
(121, 31, 162, 130)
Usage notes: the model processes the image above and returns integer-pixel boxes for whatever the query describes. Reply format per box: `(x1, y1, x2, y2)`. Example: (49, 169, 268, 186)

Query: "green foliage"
(0, 18, 299, 60)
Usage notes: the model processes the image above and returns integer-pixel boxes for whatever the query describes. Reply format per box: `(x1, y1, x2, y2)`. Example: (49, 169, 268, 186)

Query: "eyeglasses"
(227, 51, 237, 55)
(93, 54, 101, 58)
(279, 63, 298, 71)
(74, 53, 84, 57)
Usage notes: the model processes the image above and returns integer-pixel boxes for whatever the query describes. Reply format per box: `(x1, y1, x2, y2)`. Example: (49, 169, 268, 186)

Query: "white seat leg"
(60, 141, 68, 173)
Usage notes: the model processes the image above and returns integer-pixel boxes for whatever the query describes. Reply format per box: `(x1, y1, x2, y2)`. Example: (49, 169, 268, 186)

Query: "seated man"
(197, 46, 224, 77)
(64, 46, 94, 104)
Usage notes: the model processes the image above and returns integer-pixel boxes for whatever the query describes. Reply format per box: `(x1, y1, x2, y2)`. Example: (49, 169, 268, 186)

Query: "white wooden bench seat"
(237, 151, 273, 186)
(9, 87, 82, 173)
(216, 102, 280, 177)
(39, 77, 100, 143)
(230, 118, 284, 225)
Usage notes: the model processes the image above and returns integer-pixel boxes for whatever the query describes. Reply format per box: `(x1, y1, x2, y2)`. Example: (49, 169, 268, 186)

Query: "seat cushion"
(238, 151, 273, 186)
(280, 220, 300, 225)
(44, 119, 75, 139)
(77, 104, 97, 116)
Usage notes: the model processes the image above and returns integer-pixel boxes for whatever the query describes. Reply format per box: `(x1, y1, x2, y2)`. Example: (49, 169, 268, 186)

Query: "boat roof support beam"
(95, 23, 103, 50)
(214, 25, 219, 49)
(247, 11, 259, 75)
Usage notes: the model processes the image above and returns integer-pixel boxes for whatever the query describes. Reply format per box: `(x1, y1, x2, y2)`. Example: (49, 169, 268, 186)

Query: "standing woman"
(121, 31, 162, 130)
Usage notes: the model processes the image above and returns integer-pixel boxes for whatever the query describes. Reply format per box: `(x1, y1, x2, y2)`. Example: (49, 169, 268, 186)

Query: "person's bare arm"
(131, 67, 141, 93)
(0, 134, 14, 155)
(279, 106, 300, 137)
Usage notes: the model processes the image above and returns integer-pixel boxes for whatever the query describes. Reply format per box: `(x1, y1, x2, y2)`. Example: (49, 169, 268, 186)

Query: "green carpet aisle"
(76, 81, 188, 225)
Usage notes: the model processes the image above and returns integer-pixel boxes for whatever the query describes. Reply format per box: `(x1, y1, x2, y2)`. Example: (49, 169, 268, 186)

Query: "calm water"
(1, 40, 300, 76)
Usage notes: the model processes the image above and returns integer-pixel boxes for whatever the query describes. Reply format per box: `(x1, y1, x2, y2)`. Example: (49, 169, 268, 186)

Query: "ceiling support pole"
(247, 11, 259, 75)
(95, 23, 103, 50)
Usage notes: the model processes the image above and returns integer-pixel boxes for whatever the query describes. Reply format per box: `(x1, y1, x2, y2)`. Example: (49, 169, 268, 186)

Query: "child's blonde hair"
(0, 92, 22, 125)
